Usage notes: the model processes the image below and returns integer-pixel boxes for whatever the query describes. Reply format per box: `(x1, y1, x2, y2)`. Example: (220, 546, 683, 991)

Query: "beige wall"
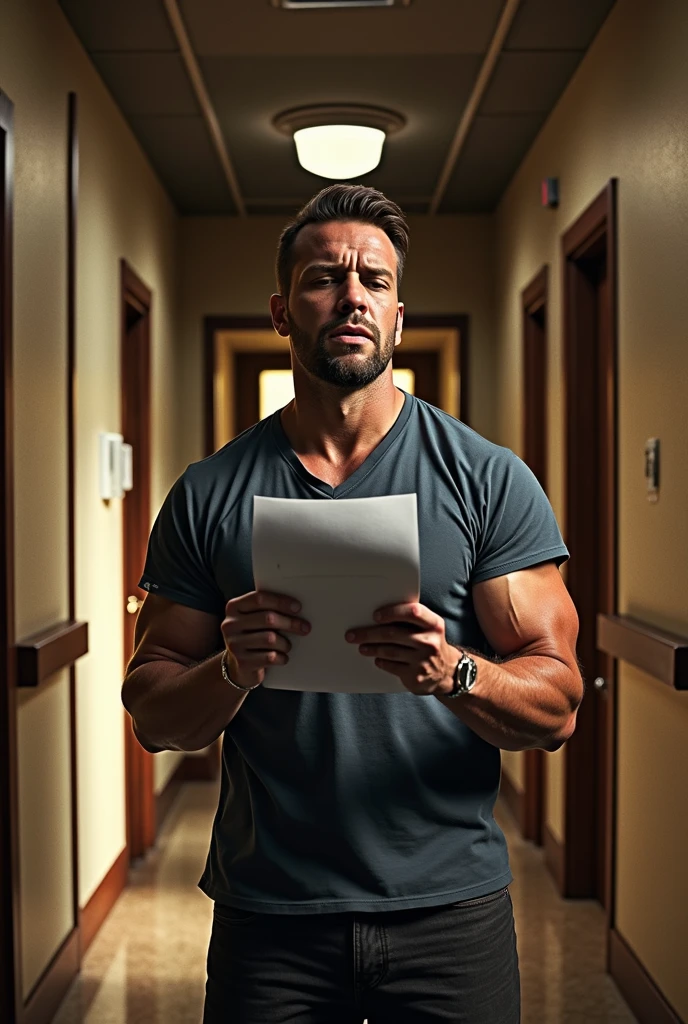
(178, 213, 496, 468)
(493, 0, 688, 1015)
(2, 0, 181, 995)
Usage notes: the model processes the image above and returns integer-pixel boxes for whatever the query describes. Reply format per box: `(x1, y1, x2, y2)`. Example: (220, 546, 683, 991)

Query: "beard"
(289, 311, 397, 389)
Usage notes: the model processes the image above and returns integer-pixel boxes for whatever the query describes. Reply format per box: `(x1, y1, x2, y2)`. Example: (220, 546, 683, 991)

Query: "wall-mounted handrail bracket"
(15, 620, 89, 688)
(597, 613, 688, 690)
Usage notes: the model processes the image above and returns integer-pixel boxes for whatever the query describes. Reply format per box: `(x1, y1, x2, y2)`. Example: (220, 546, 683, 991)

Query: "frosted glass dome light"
(294, 124, 386, 180)
(273, 104, 406, 182)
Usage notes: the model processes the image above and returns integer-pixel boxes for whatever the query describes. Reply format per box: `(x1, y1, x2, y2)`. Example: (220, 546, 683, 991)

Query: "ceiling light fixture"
(272, 1, 412, 8)
(273, 104, 406, 180)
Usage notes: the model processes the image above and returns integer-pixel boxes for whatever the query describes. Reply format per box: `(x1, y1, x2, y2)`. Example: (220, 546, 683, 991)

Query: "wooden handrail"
(597, 614, 688, 690)
(15, 620, 88, 687)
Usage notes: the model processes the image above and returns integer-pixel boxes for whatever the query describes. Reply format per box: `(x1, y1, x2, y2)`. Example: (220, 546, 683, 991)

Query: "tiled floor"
(52, 783, 636, 1024)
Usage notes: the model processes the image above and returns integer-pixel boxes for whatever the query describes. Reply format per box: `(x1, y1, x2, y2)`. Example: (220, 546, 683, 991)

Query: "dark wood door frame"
(560, 181, 618, 916)
(121, 260, 155, 861)
(520, 265, 549, 847)
(204, 314, 470, 457)
(0, 87, 21, 1024)
(235, 351, 292, 434)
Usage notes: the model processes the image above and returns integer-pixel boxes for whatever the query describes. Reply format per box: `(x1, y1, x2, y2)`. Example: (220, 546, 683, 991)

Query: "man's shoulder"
(410, 396, 517, 473)
(183, 417, 272, 483)
(172, 417, 275, 520)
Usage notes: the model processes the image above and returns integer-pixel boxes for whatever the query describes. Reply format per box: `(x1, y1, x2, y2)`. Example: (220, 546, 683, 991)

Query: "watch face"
(459, 655, 477, 690)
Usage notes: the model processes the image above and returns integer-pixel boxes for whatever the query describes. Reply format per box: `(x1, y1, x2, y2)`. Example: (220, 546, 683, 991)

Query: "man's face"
(271, 220, 404, 390)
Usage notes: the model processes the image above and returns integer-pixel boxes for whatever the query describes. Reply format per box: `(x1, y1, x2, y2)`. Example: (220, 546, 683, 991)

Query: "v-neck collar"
(270, 390, 413, 499)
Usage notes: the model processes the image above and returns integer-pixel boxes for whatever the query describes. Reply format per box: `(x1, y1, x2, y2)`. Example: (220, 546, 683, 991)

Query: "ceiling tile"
(481, 51, 585, 114)
(201, 54, 481, 202)
(91, 54, 199, 116)
(179, 0, 504, 56)
(440, 113, 547, 213)
(505, 0, 617, 51)
(129, 116, 236, 214)
(58, 0, 177, 52)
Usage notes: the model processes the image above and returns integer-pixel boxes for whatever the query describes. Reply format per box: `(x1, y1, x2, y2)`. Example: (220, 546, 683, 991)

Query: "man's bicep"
(472, 562, 579, 663)
(130, 593, 223, 670)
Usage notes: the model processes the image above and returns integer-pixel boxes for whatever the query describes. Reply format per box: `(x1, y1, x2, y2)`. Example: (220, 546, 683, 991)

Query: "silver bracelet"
(220, 649, 261, 692)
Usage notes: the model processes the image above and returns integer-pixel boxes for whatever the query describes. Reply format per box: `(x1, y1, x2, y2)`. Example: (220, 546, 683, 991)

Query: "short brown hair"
(276, 184, 410, 297)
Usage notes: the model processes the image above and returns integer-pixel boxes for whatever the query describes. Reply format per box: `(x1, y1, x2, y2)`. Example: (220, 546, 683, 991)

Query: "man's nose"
(336, 275, 368, 316)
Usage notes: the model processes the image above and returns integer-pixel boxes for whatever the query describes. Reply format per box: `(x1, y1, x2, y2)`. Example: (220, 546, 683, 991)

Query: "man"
(123, 184, 582, 1024)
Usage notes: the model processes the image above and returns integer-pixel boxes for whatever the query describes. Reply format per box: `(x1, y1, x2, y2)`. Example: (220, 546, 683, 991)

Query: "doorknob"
(127, 595, 143, 615)
(593, 676, 608, 692)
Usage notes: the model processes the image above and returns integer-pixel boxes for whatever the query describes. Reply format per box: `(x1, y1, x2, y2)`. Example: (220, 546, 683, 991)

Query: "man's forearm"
(123, 652, 248, 752)
(438, 649, 582, 752)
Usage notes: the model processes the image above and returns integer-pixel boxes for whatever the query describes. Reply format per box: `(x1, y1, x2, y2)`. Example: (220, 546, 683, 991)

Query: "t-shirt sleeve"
(139, 472, 226, 616)
(471, 451, 569, 584)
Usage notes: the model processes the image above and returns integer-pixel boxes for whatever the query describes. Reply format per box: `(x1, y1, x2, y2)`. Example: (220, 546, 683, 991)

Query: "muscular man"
(123, 184, 582, 1023)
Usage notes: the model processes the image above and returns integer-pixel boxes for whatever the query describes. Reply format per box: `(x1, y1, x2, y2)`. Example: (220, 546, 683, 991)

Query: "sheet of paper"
(252, 494, 419, 693)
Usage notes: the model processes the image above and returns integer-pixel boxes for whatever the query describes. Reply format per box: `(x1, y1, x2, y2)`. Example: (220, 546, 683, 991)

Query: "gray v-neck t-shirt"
(140, 393, 568, 913)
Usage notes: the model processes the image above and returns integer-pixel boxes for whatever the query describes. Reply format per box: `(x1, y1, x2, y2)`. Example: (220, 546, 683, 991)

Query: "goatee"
(289, 312, 396, 389)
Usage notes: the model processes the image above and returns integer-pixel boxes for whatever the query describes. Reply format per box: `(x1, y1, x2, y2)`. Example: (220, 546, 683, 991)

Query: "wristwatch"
(445, 650, 478, 698)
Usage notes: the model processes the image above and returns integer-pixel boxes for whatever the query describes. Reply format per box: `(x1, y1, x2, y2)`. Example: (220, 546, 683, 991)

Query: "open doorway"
(560, 181, 618, 916)
(204, 314, 468, 453)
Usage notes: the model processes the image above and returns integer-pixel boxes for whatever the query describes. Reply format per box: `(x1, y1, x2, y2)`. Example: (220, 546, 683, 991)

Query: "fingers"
(226, 610, 309, 637)
(232, 648, 289, 669)
(228, 590, 302, 617)
(221, 591, 311, 688)
(359, 644, 409, 663)
(346, 625, 428, 647)
(233, 630, 292, 655)
(223, 591, 310, 643)
(373, 602, 442, 629)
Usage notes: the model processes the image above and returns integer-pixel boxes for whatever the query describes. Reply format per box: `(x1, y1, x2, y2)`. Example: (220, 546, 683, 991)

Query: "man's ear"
(394, 303, 404, 349)
(270, 293, 290, 338)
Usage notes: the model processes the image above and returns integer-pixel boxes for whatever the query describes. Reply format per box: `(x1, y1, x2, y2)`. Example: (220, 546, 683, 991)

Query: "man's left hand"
(346, 603, 459, 696)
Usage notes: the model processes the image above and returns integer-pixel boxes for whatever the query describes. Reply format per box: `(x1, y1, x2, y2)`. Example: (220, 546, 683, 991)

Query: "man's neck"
(280, 374, 406, 487)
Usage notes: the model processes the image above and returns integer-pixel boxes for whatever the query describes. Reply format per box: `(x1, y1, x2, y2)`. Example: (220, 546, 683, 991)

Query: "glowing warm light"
(293, 124, 386, 180)
(259, 368, 415, 421)
(392, 368, 415, 394)
(260, 370, 296, 421)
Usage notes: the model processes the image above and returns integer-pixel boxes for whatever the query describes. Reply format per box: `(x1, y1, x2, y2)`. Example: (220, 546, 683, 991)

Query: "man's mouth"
(328, 324, 374, 342)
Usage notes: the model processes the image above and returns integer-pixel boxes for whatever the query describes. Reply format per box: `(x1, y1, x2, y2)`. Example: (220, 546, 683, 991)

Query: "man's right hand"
(221, 591, 311, 690)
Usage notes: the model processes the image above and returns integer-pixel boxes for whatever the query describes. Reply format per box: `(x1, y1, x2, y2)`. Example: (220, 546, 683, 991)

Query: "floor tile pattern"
(52, 783, 636, 1023)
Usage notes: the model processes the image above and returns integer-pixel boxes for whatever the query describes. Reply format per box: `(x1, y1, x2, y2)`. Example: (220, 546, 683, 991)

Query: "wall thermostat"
(99, 432, 134, 500)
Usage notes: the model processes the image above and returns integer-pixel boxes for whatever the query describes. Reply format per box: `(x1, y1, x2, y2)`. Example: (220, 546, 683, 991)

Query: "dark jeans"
(203, 887, 520, 1023)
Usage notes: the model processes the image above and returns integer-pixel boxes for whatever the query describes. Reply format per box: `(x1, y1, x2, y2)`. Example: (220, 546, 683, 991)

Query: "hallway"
(52, 784, 636, 1024)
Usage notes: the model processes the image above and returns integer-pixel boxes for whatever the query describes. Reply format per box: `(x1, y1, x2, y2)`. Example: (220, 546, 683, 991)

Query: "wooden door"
(521, 267, 549, 847)
(393, 351, 440, 406)
(235, 351, 292, 434)
(561, 182, 618, 911)
(121, 261, 154, 861)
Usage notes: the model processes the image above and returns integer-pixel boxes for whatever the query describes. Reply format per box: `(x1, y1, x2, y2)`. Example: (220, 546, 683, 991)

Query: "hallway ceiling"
(58, 0, 616, 216)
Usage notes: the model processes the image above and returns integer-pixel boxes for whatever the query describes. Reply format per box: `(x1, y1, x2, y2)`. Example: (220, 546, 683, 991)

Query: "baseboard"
(156, 777, 183, 832)
(172, 740, 221, 782)
(79, 846, 128, 955)
(22, 926, 79, 1024)
(543, 823, 565, 895)
(609, 929, 682, 1024)
(499, 770, 525, 832)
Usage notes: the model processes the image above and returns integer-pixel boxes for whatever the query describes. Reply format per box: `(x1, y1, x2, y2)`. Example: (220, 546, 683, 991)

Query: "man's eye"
(368, 280, 388, 290)
(314, 277, 335, 286)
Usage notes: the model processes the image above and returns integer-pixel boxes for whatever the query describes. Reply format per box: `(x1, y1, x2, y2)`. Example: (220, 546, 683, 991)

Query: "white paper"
(252, 494, 420, 693)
